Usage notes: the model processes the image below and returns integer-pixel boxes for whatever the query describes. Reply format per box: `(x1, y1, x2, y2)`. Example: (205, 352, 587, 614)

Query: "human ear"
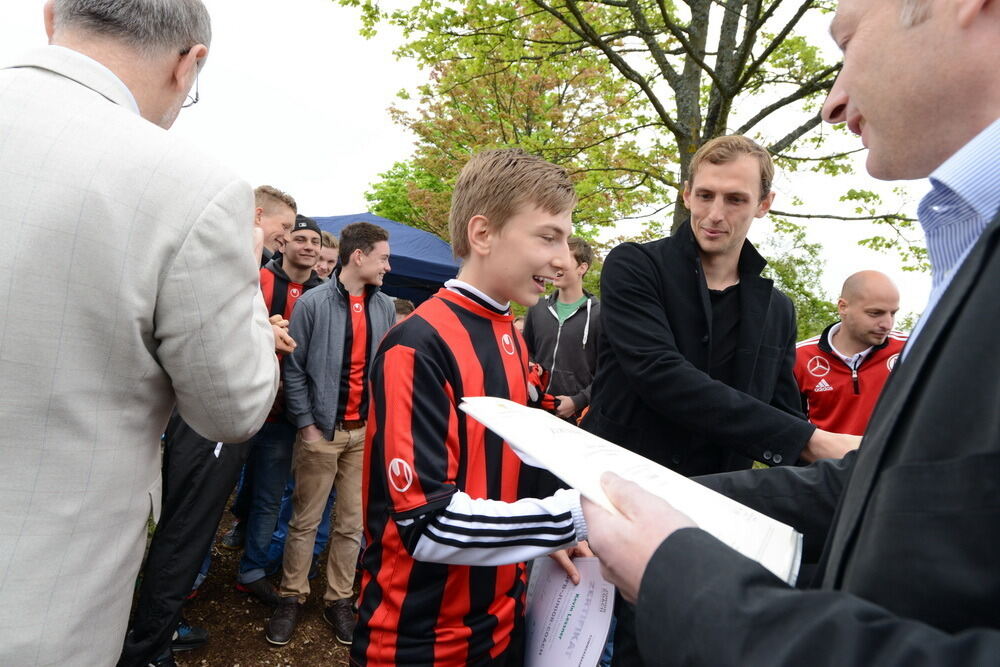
(173, 44, 208, 96)
(755, 190, 775, 217)
(955, 0, 990, 28)
(466, 215, 492, 257)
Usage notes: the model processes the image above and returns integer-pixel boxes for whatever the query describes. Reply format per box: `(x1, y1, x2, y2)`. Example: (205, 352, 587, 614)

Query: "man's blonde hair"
(449, 148, 577, 259)
(320, 230, 338, 249)
(688, 135, 774, 201)
(254, 185, 297, 214)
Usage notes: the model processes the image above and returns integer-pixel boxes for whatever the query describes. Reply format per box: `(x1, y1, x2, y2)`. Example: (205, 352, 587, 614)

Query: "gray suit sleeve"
(154, 179, 278, 442)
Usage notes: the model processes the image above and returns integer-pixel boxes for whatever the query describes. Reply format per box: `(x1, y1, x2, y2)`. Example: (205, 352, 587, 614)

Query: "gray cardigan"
(283, 275, 395, 440)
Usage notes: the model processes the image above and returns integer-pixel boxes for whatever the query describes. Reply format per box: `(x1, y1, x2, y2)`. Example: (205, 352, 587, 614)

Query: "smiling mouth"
(532, 275, 552, 290)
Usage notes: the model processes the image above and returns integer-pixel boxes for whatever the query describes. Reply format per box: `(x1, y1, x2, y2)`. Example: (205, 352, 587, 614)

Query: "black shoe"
(146, 651, 176, 666)
(323, 598, 356, 645)
(236, 578, 281, 607)
(265, 597, 301, 646)
(170, 616, 208, 652)
(219, 521, 245, 551)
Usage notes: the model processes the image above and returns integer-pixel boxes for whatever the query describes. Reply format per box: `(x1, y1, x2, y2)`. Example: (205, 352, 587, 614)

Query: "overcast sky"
(1, 0, 931, 317)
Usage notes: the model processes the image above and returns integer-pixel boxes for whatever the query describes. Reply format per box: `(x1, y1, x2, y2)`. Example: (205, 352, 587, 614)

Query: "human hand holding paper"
(583, 473, 695, 602)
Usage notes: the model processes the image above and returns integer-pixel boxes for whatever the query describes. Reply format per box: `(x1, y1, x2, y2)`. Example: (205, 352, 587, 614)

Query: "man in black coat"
(582, 134, 859, 664)
(582, 0, 1000, 663)
(582, 136, 856, 479)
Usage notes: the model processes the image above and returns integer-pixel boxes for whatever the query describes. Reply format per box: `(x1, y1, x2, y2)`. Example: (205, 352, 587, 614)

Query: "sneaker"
(219, 521, 245, 551)
(146, 650, 176, 666)
(323, 598, 356, 645)
(170, 616, 208, 652)
(236, 578, 281, 607)
(265, 597, 301, 646)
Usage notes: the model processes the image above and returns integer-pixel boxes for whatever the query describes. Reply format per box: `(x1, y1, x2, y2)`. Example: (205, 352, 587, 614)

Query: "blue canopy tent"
(312, 212, 460, 305)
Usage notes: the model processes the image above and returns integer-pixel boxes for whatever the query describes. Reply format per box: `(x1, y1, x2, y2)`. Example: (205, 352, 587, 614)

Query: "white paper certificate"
(460, 396, 802, 584)
(525, 557, 614, 667)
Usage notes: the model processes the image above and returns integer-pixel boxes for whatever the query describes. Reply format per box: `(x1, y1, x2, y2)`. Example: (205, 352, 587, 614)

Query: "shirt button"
(772, 454, 783, 464)
(701, 335, 709, 344)
(763, 450, 772, 461)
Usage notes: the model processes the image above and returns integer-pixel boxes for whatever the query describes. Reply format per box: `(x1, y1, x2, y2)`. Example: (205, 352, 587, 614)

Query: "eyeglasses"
(180, 46, 200, 108)
(182, 70, 199, 108)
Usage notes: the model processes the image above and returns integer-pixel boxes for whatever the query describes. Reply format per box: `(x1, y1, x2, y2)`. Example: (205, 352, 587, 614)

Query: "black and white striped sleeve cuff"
(399, 488, 586, 567)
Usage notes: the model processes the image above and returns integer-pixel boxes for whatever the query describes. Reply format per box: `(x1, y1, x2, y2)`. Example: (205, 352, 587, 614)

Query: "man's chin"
(512, 291, 541, 308)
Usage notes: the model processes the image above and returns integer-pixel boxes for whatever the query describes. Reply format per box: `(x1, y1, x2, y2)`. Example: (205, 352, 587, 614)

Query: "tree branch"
(767, 113, 823, 154)
(737, 64, 839, 135)
(771, 210, 917, 222)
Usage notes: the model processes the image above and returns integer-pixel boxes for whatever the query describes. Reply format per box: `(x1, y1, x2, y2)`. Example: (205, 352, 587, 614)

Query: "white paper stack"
(460, 397, 802, 585)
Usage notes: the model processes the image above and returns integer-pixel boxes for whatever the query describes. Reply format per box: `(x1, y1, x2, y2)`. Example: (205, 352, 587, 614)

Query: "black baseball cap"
(291, 214, 321, 238)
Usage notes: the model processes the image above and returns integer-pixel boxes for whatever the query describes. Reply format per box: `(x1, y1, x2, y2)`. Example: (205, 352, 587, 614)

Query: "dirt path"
(173, 522, 352, 667)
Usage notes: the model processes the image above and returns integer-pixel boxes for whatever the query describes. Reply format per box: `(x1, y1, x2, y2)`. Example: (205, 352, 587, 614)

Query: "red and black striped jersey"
(353, 286, 583, 667)
(337, 293, 371, 422)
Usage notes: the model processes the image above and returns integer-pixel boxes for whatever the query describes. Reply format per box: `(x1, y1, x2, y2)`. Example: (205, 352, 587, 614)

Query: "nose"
(707, 196, 726, 221)
(552, 243, 571, 271)
(822, 71, 848, 125)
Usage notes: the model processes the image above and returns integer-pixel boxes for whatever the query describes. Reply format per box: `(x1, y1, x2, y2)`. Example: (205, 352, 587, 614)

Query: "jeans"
(237, 419, 296, 584)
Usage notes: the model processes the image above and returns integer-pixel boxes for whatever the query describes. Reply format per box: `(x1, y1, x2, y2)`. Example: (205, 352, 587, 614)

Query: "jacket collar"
(817, 321, 890, 357)
(263, 256, 323, 289)
(6, 46, 140, 114)
(332, 266, 379, 301)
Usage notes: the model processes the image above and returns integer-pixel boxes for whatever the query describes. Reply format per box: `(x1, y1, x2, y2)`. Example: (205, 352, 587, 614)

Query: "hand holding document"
(459, 397, 802, 584)
(525, 557, 614, 667)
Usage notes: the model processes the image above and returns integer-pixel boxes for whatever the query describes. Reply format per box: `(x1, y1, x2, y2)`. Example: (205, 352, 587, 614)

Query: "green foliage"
(364, 161, 449, 237)
(340, 0, 926, 274)
(759, 219, 838, 340)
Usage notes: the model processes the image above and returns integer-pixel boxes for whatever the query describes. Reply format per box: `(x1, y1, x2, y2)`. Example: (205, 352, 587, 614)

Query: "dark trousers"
(118, 412, 250, 666)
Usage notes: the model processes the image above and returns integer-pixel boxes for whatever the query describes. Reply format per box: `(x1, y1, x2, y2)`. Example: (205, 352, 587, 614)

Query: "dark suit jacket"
(581, 222, 814, 475)
(637, 210, 1000, 665)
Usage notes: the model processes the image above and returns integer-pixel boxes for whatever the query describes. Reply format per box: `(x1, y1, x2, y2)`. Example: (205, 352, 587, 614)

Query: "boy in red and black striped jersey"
(354, 149, 591, 667)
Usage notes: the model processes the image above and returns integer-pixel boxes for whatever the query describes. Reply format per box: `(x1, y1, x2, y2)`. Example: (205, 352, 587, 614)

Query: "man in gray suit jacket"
(0, 1, 279, 664)
(582, 0, 1000, 664)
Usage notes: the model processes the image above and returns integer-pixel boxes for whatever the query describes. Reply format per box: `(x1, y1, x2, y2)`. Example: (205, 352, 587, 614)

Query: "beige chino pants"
(279, 427, 365, 603)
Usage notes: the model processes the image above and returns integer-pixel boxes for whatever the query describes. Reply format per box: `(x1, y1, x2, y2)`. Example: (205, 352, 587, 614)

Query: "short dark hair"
(339, 222, 389, 266)
(567, 237, 593, 269)
(394, 299, 415, 316)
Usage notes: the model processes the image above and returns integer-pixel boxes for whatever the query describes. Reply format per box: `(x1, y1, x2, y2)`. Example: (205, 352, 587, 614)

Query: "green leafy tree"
(759, 219, 837, 339)
(340, 0, 918, 241)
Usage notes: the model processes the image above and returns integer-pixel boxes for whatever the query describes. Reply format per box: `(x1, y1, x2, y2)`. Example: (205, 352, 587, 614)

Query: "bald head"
(837, 271, 900, 350)
(841, 271, 898, 303)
